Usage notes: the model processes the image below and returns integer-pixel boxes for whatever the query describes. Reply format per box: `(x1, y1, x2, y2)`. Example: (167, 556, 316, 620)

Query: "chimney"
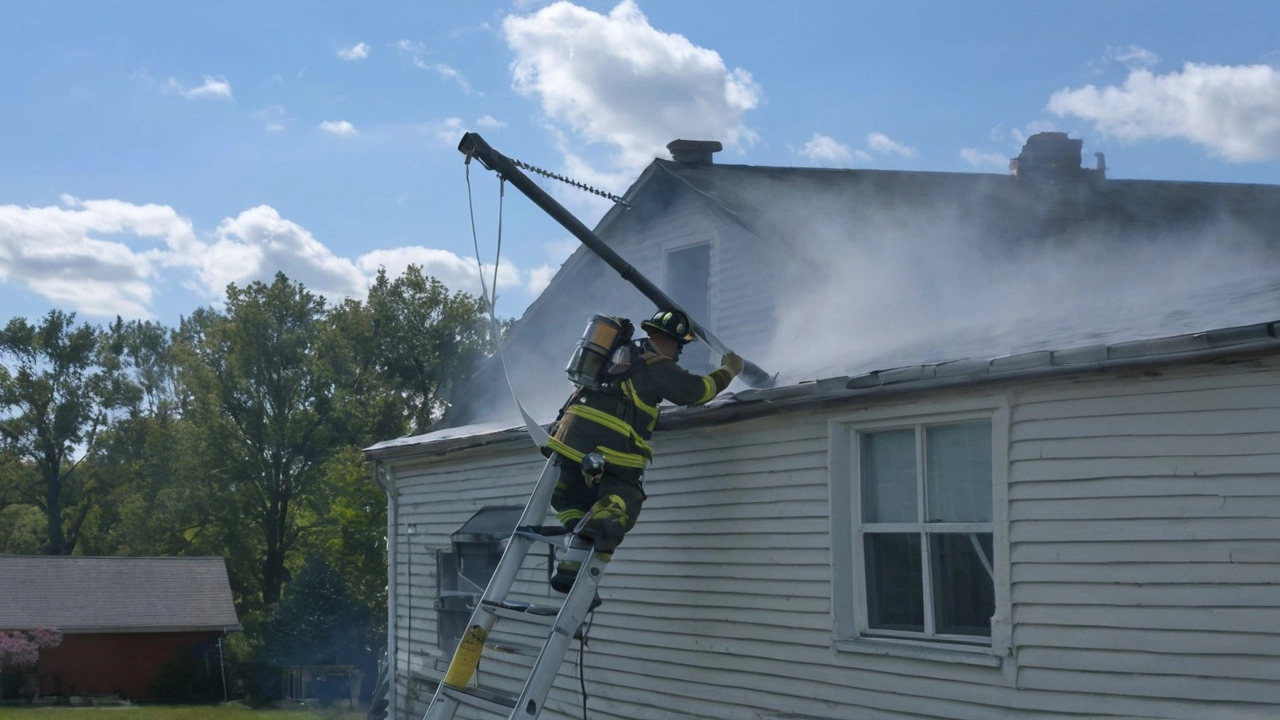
(667, 139, 722, 166)
(1012, 132, 1104, 184)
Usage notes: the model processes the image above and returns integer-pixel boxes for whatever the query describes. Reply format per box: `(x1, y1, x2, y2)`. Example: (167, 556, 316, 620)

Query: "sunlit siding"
(389, 444, 551, 718)
(388, 355, 1280, 720)
(1008, 356, 1280, 714)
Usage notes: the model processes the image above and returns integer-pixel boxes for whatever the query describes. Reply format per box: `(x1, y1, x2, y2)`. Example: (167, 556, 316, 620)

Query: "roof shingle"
(0, 555, 241, 633)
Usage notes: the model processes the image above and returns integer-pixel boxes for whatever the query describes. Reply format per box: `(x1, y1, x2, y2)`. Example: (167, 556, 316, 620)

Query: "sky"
(2, 0, 1279, 329)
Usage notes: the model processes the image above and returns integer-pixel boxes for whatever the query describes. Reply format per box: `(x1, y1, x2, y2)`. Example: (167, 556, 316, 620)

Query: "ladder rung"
(512, 527, 568, 546)
(484, 639, 543, 657)
(439, 684, 517, 714)
(480, 600, 559, 625)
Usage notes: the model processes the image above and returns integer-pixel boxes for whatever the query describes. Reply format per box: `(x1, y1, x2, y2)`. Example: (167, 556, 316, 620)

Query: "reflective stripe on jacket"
(547, 339, 733, 468)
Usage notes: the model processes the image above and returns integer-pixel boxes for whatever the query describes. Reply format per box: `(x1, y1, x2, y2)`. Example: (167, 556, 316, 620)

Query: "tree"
(259, 555, 371, 666)
(366, 265, 488, 434)
(0, 311, 119, 554)
(77, 318, 218, 557)
(179, 274, 338, 605)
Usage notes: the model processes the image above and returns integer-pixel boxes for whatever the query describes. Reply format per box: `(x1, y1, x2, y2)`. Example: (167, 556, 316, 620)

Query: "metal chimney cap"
(667, 139, 723, 165)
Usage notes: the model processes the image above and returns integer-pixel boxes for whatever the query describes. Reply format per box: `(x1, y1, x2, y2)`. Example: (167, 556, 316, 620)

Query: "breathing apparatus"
(565, 315, 634, 390)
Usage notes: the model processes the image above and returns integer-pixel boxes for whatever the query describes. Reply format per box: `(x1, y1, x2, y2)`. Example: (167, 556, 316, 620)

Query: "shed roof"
(0, 555, 242, 634)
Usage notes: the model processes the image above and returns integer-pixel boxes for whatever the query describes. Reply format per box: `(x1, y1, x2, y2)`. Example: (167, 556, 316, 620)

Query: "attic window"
(664, 242, 712, 372)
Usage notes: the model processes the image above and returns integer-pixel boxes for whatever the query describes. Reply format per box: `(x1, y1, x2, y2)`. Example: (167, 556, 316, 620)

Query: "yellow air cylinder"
(443, 625, 487, 688)
(565, 315, 624, 389)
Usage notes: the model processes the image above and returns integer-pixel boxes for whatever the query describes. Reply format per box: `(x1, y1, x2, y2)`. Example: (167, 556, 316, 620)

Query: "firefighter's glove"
(720, 352, 744, 378)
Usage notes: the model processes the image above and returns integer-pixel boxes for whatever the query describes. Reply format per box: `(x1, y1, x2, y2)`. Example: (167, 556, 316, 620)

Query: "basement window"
(829, 399, 1011, 665)
(435, 505, 523, 652)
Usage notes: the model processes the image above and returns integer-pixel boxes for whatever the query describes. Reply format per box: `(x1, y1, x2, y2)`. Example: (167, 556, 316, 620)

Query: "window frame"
(829, 396, 1011, 666)
(661, 239, 714, 373)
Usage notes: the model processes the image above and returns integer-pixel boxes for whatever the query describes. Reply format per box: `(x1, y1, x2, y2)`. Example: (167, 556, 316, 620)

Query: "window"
(830, 400, 1010, 662)
(663, 242, 711, 373)
(435, 506, 523, 651)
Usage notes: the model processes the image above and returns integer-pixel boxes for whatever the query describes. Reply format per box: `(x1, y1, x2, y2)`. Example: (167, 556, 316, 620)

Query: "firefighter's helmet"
(641, 309, 695, 344)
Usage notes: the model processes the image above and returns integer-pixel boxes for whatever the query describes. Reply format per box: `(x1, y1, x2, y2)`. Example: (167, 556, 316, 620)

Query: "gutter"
(373, 460, 399, 719)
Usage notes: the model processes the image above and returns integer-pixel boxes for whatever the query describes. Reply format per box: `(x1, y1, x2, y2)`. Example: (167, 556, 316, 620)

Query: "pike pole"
(458, 132, 775, 389)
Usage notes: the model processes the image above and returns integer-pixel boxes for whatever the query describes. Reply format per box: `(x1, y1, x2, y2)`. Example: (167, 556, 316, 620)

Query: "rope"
(464, 157, 550, 449)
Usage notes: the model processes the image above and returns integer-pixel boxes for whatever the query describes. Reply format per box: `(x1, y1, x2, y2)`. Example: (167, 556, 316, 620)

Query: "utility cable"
(464, 156, 549, 448)
(576, 611, 595, 720)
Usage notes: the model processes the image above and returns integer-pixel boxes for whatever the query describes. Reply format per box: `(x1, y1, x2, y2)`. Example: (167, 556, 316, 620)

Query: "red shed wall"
(35, 631, 221, 700)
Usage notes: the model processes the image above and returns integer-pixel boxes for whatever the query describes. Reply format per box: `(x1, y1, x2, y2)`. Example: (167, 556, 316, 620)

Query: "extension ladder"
(423, 458, 606, 720)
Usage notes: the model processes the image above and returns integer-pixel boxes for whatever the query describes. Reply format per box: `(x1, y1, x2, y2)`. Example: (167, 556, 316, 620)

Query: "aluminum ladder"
(422, 458, 606, 720)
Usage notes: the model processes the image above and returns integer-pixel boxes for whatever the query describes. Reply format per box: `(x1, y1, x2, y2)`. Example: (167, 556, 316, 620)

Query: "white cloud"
(503, 0, 761, 179)
(0, 197, 540, 320)
(395, 39, 428, 55)
(320, 120, 358, 136)
(254, 105, 287, 132)
(476, 115, 507, 129)
(423, 117, 465, 146)
(338, 42, 370, 61)
(1047, 62, 1280, 162)
(1008, 120, 1058, 146)
(799, 133, 853, 165)
(1108, 44, 1159, 70)
(164, 75, 233, 100)
(194, 206, 367, 300)
(527, 264, 558, 295)
(866, 132, 916, 158)
(431, 63, 474, 94)
(0, 196, 198, 318)
(356, 246, 523, 300)
(959, 147, 1010, 168)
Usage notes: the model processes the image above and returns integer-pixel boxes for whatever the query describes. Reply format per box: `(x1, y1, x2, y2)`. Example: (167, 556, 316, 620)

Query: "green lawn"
(0, 705, 366, 719)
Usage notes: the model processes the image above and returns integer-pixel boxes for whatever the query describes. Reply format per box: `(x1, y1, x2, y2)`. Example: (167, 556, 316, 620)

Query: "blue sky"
(2, 0, 1278, 328)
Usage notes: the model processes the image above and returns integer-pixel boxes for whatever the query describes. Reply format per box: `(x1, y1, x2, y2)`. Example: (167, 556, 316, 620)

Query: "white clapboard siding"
(1008, 357, 1280, 711)
(389, 356, 1280, 720)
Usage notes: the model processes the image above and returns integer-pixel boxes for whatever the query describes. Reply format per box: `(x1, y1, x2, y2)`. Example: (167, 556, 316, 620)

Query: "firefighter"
(544, 308, 743, 593)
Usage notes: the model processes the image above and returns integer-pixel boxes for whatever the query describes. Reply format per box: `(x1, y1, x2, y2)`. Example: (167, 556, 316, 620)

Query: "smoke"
(431, 172, 1280, 438)
(764, 200, 1280, 382)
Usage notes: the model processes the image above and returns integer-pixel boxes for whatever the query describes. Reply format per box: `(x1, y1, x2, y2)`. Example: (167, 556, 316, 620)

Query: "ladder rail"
(424, 458, 563, 719)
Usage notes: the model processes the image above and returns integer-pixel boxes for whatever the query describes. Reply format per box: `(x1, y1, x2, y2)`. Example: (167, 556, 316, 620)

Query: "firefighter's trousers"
(550, 453, 646, 553)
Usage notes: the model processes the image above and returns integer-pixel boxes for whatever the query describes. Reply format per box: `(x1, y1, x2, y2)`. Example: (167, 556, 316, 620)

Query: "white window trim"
(828, 395, 1011, 667)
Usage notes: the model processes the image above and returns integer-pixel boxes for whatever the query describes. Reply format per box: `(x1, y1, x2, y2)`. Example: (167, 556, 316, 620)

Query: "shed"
(0, 555, 242, 701)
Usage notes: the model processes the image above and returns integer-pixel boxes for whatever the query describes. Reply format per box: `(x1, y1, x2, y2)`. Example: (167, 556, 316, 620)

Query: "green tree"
(77, 318, 217, 557)
(0, 311, 119, 554)
(259, 554, 371, 666)
(306, 446, 388, 619)
(180, 274, 338, 605)
(366, 265, 488, 433)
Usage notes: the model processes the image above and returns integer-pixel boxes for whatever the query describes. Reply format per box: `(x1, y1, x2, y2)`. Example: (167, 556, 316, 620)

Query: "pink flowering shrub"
(0, 628, 63, 672)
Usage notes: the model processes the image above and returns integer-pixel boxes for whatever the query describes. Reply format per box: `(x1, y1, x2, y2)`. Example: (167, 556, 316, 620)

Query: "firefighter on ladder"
(543, 308, 743, 593)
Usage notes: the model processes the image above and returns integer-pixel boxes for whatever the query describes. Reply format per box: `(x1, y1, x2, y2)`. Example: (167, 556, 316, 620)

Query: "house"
(0, 555, 242, 701)
(364, 134, 1280, 720)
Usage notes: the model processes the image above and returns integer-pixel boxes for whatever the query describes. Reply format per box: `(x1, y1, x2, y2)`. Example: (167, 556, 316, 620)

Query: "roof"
(0, 555, 242, 634)
(365, 318, 1280, 461)
(366, 158, 1280, 460)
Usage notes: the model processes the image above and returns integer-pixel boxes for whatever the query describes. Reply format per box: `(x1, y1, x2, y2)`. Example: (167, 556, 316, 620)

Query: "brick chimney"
(667, 139, 722, 165)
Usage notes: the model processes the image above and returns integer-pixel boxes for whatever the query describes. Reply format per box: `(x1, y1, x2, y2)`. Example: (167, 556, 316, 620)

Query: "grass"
(0, 704, 367, 719)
